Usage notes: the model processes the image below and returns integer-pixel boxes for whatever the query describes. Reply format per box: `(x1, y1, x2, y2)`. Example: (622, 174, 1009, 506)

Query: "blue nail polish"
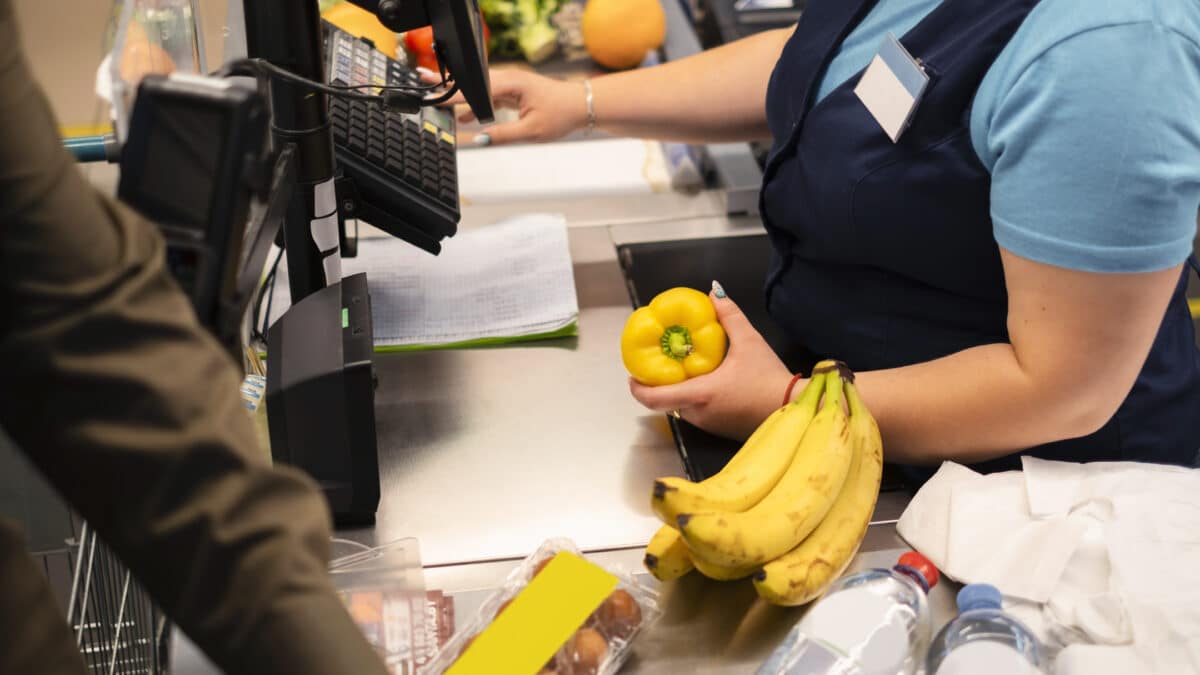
(475, 132, 492, 147)
(712, 280, 727, 299)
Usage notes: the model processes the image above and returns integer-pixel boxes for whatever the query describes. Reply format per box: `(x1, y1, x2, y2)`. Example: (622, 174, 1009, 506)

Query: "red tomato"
(405, 16, 491, 72)
(405, 25, 438, 70)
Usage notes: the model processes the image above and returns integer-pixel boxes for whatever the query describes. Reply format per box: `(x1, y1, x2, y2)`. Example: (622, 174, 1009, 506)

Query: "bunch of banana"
(642, 361, 884, 607)
(644, 368, 829, 582)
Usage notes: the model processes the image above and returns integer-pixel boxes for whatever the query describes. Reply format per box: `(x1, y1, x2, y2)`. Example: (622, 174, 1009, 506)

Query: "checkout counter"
(300, 4, 953, 666)
(20, 0, 1199, 671)
(38, 1, 957, 672)
(364, 193, 954, 670)
(170, 190, 954, 673)
(168, 189, 952, 673)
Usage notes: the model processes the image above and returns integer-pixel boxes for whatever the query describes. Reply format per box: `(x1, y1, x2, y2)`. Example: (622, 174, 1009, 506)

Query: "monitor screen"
(138, 99, 227, 231)
(118, 87, 233, 238)
(436, 0, 494, 122)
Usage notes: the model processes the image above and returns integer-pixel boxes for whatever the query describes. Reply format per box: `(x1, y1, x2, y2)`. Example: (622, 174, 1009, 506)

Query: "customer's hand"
(629, 283, 794, 441)
(426, 68, 588, 145)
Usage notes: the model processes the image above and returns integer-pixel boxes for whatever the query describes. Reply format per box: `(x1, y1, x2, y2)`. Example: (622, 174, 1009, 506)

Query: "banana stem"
(824, 366, 844, 411)
(845, 382, 865, 417)
(793, 372, 826, 410)
(811, 359, 854, 383)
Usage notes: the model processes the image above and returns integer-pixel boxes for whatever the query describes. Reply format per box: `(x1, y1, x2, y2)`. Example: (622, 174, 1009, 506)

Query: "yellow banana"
(643, 524, 756, 582)
(643, 525, 694, 581)
(678, 367, 853, 568)
(691, 554, 758, 581)
(650, 370, 829, 527)
(753, 380, 884, 605)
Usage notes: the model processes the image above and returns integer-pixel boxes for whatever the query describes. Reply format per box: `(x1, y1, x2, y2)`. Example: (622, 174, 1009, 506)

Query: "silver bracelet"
(583, 79, 596, 136)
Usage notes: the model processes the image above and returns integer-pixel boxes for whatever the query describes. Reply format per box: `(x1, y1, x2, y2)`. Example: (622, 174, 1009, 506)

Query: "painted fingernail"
(712, 280, 726, 299)
(416, 66, 437, 77)
(474, 132, 492, 147)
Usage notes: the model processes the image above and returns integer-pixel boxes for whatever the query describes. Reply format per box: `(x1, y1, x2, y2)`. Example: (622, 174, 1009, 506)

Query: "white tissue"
(897, 457, 1200, 675)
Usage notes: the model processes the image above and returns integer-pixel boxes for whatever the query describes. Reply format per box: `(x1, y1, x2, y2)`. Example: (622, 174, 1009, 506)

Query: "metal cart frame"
(65, 522, 169, 675)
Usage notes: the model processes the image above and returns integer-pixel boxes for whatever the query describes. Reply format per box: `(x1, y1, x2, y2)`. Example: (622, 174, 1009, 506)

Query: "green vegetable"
(479, 0, 564, 63)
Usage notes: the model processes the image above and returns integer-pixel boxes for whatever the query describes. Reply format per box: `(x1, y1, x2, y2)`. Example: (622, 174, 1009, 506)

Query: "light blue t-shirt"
(812, 0, 1200, 273)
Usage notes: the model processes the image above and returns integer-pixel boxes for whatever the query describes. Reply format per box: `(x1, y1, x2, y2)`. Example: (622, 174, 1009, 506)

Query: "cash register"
(115, 0, 495, 526)
(248, 0, 494, 526)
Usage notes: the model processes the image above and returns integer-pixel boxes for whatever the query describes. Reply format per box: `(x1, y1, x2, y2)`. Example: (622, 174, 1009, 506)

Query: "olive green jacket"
(0, 3, 386, 673)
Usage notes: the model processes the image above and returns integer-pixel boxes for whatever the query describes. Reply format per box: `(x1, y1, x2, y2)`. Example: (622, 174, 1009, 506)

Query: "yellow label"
(1190, 298, 1200, 319)
(440, 131, 456, 145)
(60, 124, 113, 138)
(446, 552, 618, 675)
(423, 121, 439, 135)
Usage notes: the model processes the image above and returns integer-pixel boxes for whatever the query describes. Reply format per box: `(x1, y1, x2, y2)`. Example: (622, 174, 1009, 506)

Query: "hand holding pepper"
(625, 282, 794, 441)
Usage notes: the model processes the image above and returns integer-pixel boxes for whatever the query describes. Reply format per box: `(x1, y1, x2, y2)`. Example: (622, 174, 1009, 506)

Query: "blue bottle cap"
(957, 583, 1003, 613)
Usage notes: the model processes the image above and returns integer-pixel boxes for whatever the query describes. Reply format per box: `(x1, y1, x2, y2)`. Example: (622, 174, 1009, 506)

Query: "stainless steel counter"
(342, 191, 776, 567)
(174, 190, 924, 674)
(341, 191, 929, 671)
(360, 304, 687, 566)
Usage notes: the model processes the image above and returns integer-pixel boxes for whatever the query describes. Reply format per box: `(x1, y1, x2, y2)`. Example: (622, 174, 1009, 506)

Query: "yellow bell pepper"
(621, 287, 727, 386)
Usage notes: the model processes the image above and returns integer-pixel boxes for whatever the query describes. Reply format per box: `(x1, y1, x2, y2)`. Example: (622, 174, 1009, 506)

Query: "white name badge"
(854, 32, 929, 143)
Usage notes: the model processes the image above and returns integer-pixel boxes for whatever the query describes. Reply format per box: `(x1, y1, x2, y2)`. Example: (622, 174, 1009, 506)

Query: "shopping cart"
(65, 522, 169, 675)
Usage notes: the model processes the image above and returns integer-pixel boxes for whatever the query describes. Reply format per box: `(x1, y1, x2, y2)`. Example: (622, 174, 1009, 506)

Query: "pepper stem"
(661, 325, 693, 360)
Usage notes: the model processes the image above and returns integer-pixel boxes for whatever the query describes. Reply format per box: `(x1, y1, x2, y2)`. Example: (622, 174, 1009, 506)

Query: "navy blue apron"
(760, 0, 1200, 473)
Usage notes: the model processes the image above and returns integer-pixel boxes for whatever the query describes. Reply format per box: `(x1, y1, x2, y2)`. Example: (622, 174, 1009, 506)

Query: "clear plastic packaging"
(108, 0, 207, 140)
(421, 538, 662, 675)
(330, 538, 429, 675)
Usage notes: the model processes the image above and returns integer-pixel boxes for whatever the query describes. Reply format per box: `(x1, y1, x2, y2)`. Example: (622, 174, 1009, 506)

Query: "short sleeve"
(972, 21, 1200, 273)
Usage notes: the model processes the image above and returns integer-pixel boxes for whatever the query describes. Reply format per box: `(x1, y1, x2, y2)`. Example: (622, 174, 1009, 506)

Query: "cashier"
(462, 0, 1200, 471)
(0, 3, 385, 673)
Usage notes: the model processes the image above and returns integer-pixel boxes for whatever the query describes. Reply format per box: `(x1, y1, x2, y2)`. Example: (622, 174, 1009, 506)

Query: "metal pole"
(241, 0, 340, 304)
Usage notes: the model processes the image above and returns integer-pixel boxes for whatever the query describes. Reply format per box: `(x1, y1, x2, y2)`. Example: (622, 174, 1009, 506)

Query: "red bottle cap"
(897, 551, 939, 590)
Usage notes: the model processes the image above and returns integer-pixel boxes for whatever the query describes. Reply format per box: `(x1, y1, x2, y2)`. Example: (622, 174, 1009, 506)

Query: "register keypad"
(321, 22, 460, 251)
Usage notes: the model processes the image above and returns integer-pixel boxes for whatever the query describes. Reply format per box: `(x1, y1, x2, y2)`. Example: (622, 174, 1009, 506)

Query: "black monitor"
(117, 75, 278, 361)
(348, 0, 494, 123)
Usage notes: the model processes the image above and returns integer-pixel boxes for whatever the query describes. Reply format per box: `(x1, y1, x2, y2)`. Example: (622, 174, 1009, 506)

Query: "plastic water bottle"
(756, 551, 940, 675)
(925, 584, 1045, 675)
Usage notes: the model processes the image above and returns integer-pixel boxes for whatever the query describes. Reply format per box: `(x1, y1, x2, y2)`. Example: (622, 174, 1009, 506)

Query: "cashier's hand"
(422, 68, 587, 146)
(629, 287, 793, 441)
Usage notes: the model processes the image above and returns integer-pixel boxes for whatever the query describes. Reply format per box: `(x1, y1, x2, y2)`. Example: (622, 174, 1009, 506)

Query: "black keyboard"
(324, 22, 459, 254)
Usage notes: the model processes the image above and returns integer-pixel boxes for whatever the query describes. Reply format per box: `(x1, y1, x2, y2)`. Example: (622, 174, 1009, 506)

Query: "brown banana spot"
(652, 480, 676, 500)
(644, 554, 658, 569)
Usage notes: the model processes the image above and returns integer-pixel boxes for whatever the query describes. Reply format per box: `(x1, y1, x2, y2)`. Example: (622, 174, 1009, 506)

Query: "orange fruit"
(581, 0, 666, 70)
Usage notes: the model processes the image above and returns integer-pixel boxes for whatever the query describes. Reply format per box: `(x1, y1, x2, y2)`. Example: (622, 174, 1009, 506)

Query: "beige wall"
(12, 0, 230, 131)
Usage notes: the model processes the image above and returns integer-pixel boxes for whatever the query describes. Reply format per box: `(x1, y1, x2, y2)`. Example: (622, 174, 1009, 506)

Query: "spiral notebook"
(267, 213, 579, 351)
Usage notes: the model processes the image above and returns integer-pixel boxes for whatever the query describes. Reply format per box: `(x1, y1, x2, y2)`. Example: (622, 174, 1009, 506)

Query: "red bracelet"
(782, 372, 806, 407)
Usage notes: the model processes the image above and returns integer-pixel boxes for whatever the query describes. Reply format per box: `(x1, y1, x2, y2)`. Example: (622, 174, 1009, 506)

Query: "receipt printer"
(266, 272, 380, 526)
